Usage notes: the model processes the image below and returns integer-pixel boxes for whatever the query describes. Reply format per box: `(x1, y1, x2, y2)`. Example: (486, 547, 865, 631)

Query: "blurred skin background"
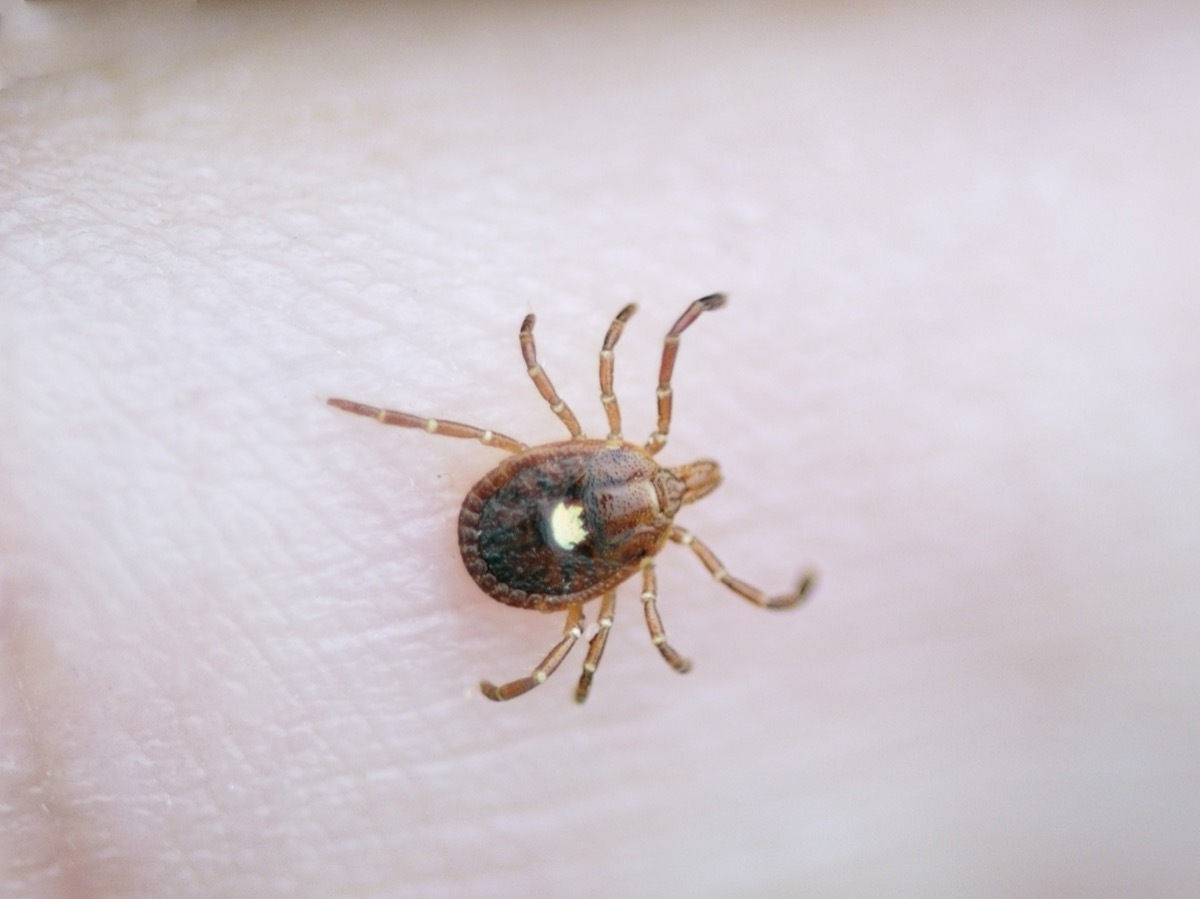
(2, 2, 1198, 897)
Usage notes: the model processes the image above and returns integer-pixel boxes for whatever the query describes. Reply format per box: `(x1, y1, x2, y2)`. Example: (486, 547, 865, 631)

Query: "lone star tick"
(328, 293, 816, 703)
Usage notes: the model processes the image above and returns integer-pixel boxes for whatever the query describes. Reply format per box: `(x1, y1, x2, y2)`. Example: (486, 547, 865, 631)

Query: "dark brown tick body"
(328, 294, 816, 703)
(460, 441, 716, 608)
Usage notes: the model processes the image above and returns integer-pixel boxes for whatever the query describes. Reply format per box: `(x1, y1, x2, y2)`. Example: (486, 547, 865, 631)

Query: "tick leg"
(480, 605, 585, 701)
(327, 398, 527, 453)
(599, 304, 637, 441)
(575, 590, 617, 704)
(646, 293, 727, 455)
(640, 559, 692, 674)
(671, 525, 816, 609)
(520, 314, 584, 439)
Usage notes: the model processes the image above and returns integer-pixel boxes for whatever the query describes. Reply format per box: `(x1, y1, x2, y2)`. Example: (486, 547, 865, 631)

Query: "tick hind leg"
(640, 559, 692, 674)
(671, 525, 816, 609)
(480, 605, 585, 701)
(646, 293, 727, 455)
(520, 314, 585, 439)
(574, 590, 617, 704)
(326, 398, 527, 453)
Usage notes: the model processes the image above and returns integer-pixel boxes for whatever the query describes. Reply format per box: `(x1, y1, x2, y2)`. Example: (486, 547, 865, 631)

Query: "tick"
(328, 294, 816, 703)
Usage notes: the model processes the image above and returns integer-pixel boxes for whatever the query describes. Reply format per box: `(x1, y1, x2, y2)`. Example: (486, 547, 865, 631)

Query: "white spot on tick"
(548, 501, 588, 550)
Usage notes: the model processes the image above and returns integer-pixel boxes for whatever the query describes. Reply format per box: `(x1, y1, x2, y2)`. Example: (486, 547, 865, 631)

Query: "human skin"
(3, 2, 1199, 897)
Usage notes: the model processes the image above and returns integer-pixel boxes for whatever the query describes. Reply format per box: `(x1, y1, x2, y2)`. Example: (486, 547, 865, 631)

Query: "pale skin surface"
(3, 2, 1199, 897)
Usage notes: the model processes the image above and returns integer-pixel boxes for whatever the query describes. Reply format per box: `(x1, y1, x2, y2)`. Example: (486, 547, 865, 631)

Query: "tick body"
(328, 294, 816, 703)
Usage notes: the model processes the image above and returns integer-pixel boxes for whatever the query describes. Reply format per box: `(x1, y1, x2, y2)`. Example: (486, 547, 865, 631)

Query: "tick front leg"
(480, 605, 585, 701)
(574, 590, 616, 704)
(598, 304, 637, 441)
(326, 398, 527, 453)
(646, 293, 726, 455)
(671, 525, 816, 609)
(640, 559, 692, 674)
(520, 314, 585, 439)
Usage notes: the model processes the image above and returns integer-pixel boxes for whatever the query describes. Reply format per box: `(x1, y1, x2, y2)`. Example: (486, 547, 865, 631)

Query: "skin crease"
(3, 2, 1200, 897)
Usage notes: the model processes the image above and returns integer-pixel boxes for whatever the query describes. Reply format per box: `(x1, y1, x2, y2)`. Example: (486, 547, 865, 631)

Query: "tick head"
(671, 459, 722, 506)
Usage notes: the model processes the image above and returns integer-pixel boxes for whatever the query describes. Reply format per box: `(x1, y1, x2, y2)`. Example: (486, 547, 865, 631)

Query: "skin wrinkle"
(3, 2, 1200, 898)
(2, 594, 105, 897)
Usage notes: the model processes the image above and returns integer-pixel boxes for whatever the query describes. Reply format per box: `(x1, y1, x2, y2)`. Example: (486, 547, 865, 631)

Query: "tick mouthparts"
(672, 459, 723, 505)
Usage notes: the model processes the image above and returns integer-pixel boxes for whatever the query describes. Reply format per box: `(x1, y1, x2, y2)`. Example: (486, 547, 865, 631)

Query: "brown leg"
(671, 525, 815, 609)
(645, 293, 727, 455)
(520, 314, 584, 438)
(480, 605, 585, 701)
(598, 303, 637, 441)
(640, 559, 692, 674)
(326, 398, 526, 453)
(574, 590, 617, 704)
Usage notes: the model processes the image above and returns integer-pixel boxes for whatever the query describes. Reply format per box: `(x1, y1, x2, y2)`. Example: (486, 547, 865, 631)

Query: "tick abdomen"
(459, 440, 679, 608)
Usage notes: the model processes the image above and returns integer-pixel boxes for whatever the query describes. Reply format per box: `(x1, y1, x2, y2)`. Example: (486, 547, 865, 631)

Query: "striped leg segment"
(645, 293, 727, 455)
(520, 314, 584, 438)
(598, 303, 637, 441)
(640, 559, 692, 674)
(326, 398, 526, 453)
(574, 590, 617, 704)
(481, 605, 585, 701)
(671, 525, 815, 609)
